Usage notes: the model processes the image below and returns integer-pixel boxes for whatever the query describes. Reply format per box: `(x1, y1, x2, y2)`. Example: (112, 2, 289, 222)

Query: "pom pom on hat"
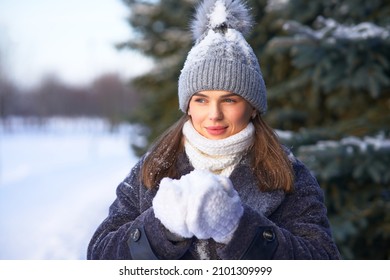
(191, 0, 253, 41)
(178, 0, 267, 114)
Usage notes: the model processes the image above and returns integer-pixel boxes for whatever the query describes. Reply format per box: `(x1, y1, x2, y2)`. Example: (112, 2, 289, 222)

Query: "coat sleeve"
(87, 160, 192, 260)
(218, 159, 341, 260)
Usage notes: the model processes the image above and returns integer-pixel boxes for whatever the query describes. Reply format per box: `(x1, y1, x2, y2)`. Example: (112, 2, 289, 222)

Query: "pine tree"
(264, 0, 390, 136)
(267, 0, 390, 259)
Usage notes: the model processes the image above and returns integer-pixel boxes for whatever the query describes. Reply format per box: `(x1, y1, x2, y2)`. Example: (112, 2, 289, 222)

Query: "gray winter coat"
(87, 151, 341, 260)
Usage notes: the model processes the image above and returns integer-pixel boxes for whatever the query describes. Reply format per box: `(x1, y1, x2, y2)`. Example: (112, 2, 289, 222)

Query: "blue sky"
(0, 0, 152, 88)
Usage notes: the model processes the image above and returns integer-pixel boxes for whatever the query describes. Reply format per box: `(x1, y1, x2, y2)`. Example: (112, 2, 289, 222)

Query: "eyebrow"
(193, 92, 238, 98)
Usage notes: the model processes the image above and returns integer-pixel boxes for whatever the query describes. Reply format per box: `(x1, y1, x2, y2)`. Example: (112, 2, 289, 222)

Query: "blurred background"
(0, 0, 389, 259)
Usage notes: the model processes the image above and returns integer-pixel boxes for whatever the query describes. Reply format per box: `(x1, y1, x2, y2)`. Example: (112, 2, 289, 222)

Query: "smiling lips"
(205, 126, 228, 136)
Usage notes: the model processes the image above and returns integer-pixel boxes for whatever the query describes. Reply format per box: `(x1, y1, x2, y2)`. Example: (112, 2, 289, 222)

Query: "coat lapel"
(230, 163, 285, 217)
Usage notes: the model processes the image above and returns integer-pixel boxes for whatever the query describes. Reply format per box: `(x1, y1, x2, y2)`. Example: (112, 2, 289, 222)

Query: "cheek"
(188, 109, 203, 128)
(188, 105, 205, 121)
(190, 115, 204, 130)
(229, 110, 252, 131)
(232, 109, 251, 124)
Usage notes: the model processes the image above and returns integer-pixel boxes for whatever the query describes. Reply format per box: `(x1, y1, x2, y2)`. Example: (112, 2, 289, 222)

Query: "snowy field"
(0, 117, 140, 259)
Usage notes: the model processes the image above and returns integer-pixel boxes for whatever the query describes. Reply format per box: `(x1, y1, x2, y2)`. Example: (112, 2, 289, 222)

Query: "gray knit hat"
(178, 0, 267, 114)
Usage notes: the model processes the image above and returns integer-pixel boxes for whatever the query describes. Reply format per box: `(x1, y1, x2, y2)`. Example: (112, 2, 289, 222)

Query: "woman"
(87, 0, 340, 260)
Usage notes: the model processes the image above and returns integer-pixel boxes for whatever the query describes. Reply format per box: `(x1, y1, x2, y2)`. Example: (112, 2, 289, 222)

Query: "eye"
(223, 98, 236, 103)
(193, 97, 207, 103)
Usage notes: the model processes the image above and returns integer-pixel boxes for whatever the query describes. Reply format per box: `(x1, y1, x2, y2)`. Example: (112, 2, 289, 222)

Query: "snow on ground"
(0, 117, 140, 259)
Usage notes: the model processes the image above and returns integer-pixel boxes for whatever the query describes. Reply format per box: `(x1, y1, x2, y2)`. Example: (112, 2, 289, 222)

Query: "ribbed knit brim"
(178, 58, 267, 114)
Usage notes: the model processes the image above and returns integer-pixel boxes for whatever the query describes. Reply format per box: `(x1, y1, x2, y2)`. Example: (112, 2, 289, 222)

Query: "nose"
(208, 102, 223, 121)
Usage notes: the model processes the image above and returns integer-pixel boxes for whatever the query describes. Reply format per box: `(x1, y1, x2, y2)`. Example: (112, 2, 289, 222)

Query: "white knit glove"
(152, 176, 193, 238)
(185, 170, 243, 244)
(153, 170, 243, 243)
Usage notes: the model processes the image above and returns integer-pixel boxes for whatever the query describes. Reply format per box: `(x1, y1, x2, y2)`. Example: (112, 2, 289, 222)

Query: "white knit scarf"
(183, 120, 254, 177)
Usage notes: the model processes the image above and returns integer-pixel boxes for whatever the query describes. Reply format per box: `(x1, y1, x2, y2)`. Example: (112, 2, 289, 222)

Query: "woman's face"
(188, 90, 255, 140)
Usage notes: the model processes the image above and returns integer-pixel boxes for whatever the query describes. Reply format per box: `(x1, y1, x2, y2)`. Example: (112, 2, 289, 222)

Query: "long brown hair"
(141, 114, 294, 192)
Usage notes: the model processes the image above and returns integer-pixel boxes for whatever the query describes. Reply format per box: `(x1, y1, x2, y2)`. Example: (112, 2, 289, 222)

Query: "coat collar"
(230, 162, 285, 217)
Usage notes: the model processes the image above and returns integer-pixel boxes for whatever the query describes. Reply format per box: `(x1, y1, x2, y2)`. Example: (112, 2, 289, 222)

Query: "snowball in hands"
(152, 170, 243, 243)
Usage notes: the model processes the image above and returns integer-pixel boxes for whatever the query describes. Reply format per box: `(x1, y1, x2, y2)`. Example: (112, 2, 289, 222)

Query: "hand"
(152, 176, 193, 238)
(185, 170, 243, 243)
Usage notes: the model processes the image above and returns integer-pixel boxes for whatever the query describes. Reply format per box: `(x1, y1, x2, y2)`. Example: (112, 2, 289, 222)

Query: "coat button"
(263, 229, 275, 241)
(130, 228, 141, 242)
